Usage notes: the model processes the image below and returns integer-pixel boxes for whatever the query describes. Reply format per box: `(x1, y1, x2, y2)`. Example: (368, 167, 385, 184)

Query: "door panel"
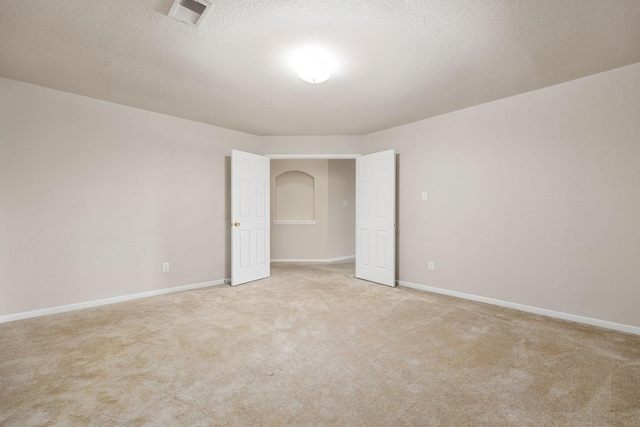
(356, 150, 396, 287)
(232, 150, 270, 285)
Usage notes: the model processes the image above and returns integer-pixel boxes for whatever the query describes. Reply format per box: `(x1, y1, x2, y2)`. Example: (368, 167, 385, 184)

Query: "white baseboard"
(271, 255, 355, 263)
(397, 280, 640, 336)
(0, 278, 230, 324)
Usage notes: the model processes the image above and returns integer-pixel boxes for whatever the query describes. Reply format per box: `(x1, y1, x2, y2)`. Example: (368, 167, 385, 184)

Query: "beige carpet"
(1, 262, 639, 426)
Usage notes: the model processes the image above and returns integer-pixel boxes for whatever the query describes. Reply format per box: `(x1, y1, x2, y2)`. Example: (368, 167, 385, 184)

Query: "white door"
(356, 149, 396, 287)
(231, 150, 270, 286)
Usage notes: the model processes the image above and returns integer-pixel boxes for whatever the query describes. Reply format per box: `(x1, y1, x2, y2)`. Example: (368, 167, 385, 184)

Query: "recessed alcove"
(274, 170, 316, 224)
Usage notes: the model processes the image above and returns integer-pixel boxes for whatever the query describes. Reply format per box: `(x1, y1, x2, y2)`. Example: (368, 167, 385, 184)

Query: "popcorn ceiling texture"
(0, 0, 639, 135)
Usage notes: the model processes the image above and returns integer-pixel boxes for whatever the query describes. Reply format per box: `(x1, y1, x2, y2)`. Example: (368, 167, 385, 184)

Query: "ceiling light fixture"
(290, 46, 335, 84)
(297, 57, 331, 84)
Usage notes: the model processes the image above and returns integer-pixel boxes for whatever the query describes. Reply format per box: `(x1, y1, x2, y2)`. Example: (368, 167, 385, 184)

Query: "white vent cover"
(168, 0, 212, 27)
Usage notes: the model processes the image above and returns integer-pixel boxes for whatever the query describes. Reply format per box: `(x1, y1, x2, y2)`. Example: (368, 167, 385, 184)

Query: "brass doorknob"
(233, 222, 240, 227)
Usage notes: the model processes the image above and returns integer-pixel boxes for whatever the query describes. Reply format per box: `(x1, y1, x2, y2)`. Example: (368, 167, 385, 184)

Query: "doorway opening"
(268, 154, 358, 276)
(231, 150, 395, 287)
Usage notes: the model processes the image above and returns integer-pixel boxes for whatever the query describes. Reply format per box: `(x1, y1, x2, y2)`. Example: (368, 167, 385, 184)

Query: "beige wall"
(261, 135, 364, 155)
(364, 62, 640, 328)
(328, 160, 356, 259)
(0, 77, 260, 316)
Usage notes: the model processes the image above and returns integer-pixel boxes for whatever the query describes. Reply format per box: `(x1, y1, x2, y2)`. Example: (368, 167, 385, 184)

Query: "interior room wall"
(328, 160, 356, 259)
(270, 159, 329, 261)
(3, 62, 639, 332)
(260, 135, 364, 155)
(0, 77, 260, 317)
(363, 63, 640, 329)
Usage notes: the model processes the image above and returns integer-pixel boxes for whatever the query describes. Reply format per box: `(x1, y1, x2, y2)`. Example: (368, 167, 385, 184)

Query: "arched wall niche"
(274, 170, 315, 223)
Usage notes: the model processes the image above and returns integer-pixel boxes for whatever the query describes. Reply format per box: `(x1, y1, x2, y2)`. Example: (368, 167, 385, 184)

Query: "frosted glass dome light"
(297, 57, 331, 84)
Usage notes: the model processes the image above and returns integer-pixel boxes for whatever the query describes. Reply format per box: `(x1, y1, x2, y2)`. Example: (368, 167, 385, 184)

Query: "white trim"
(271, 255, 355, 263)
(266, 154, 360, 160)
(0, 279, 229, 324)
(273, 220, 317, 225)
(397, 280, 640, 336)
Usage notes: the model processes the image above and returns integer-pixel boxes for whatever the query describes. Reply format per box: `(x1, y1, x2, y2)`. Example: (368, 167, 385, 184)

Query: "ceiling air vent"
(168, 0, 212, 27)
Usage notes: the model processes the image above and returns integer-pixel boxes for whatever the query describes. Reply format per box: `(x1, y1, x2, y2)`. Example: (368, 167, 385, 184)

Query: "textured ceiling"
(1, 0, 639, 136)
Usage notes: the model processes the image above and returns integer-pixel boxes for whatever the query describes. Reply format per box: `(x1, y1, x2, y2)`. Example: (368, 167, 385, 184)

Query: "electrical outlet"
(428, 261, 435, 271)
(422, 191, 428, 201)
(343, 200, 348, 206)
(162, 262, 170, 273)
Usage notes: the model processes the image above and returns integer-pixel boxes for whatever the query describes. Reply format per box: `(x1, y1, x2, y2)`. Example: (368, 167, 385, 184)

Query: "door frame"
(266, 154, 360, 160)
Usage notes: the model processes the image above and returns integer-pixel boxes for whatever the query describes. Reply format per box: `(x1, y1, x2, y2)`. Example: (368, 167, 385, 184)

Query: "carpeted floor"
(1, 262, 639, 426)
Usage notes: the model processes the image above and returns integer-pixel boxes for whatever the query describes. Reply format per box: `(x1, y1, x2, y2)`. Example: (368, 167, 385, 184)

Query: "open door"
(231, 150, 270, 286)
(355, 150, 396, 287)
